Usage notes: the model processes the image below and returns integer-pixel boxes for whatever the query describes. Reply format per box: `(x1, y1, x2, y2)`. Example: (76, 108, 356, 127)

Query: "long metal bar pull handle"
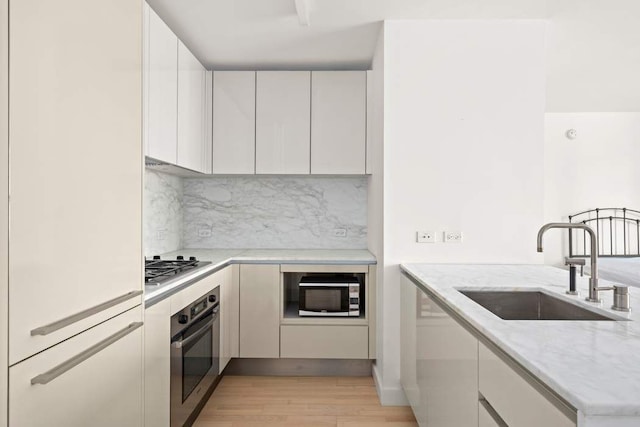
(31, 290, 143, 336)
(31, 321, 143, 385)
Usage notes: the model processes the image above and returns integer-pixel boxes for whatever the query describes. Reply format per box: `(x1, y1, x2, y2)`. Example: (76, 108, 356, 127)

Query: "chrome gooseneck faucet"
(537, 223, 601, 303)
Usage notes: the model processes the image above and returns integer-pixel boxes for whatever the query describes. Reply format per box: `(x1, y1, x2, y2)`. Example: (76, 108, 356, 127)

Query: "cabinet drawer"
(170, 268, 225, 315)
(478, 342, 575, 427)
(281, 325, 368, 359)
(479, 399, 505, 427)
(9, 307, 143, 427)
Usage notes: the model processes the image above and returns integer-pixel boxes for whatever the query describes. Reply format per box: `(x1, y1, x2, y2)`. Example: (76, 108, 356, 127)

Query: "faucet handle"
(612, 286, 631, 312)
(565, 257, 586, 277)
(565, 257, 586, 266)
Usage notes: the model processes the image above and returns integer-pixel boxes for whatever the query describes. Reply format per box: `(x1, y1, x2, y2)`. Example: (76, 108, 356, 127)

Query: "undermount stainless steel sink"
(459, 290, 618, 321)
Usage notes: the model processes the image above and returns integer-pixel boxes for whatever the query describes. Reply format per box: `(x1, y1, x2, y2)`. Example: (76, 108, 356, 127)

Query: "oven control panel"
(171, 285, 220, 336)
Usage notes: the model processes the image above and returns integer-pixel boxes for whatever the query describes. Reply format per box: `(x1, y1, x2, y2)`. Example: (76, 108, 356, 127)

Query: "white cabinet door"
(478, 342, 575, 427)
(203, 70, 213, 174)
(144, 4, 177, 164)
(177, 40, 207, 173)
(400, 275, 420, 415)
(479, 400, 504, 427)
(401, 275, 478, 427)
(239, 264, 280, 358)
(9, 308, 143, 427)
(311, 71, 366, 174)
(256, 71, 310, 174)
(213, 71, 256, 174)
(144, 299, 170, 427)
(1, 0, 8, 424)
(220, 265, 239, 373)
(9, 0, 142, 365)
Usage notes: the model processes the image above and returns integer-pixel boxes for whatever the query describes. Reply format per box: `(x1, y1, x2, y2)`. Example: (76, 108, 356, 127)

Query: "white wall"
(373, 19, 547, 404)
(544, 1, 640, 112)
(543, 113, 640, 265)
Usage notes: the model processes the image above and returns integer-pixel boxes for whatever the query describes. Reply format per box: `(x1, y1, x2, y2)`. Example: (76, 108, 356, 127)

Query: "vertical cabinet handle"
(31, 322, 143, 385)
(31, 290, 143, 336)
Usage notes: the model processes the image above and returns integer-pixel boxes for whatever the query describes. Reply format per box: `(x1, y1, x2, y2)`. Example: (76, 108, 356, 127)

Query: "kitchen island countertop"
(401, 263, 640, 426)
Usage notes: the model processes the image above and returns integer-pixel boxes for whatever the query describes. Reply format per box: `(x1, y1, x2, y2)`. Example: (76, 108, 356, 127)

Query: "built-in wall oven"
(170, 286, 220, 427)
(298, 275, 361, 317)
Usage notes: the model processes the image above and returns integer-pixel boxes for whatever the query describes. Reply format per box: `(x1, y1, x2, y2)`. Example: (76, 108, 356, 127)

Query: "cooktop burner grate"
(145, 257, 206, 285)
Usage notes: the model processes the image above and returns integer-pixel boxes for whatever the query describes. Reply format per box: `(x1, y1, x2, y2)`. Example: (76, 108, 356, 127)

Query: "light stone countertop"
(144, 248, 376, 307)
(401, 263, 640, 425)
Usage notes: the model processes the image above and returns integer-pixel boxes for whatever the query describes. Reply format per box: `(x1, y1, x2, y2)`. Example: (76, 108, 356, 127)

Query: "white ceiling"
(148, 0, 640, 110)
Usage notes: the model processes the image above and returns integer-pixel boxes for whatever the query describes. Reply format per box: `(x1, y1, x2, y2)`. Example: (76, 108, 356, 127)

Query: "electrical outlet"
(198, 228, 212, 238)
(417, 231, 436, 243)
(443, 231, 463, 243)
(156, 229, 167, 241)
(333, 228, 347, 238)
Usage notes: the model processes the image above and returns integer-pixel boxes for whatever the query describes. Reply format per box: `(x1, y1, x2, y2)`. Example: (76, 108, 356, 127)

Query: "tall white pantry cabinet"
(3, 0, 144, 426)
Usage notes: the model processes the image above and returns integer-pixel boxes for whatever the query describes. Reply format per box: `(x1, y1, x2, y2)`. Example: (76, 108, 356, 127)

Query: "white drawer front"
(478, 342, 575, 427)
(10, 307, 143, 427)
(280, 325, 368, 359)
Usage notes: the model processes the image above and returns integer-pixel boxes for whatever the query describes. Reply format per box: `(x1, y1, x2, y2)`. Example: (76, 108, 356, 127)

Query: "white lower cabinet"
(400, 275, 478, 427)
(478, 400, 503, 427)
(478, 342, 575, 427)
(280, 325, 368, 359)
(9, 307, 143, 427)
(401, 273, 577, 427)
(220, 265, 239, 373)
(239, 264, 280, 358)
(144, 298, 171, 427)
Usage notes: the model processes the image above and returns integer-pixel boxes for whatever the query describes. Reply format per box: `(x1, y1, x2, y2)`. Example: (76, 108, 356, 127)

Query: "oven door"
(170, 306, 220, 427)
(299, 283, 353, 316)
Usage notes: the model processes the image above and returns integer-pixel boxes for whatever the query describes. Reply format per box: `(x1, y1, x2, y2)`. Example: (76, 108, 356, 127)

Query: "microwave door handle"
(171, 316, 216, 349)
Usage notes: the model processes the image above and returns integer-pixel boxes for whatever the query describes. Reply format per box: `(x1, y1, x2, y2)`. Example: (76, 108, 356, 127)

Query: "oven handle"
(171, 308, 218, 349)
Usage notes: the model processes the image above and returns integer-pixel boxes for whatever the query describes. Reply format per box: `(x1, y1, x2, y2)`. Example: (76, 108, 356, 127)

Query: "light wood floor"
(193, 376, 418, 427)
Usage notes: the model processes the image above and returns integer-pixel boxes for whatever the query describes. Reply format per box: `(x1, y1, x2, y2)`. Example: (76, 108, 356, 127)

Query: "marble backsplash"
(144, 170, 183, 257)
(183, 176, 368, 249)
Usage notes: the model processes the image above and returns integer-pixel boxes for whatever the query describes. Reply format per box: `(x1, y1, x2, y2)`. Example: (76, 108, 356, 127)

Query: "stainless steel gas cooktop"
(145, 256, 211, 286)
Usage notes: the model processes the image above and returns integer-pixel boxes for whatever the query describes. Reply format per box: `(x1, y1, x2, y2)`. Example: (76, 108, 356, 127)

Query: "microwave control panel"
(349, 284, 360, 316)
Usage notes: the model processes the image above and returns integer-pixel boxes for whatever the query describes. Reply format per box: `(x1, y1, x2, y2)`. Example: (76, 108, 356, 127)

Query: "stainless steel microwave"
(298, 276, 360, 316)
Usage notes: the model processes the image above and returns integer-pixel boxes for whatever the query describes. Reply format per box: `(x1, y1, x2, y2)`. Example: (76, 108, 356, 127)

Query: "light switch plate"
(417, 231, 436, 243)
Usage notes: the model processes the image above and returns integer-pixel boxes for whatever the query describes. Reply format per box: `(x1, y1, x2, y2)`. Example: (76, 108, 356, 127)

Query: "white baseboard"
(372, 363, 409, 406)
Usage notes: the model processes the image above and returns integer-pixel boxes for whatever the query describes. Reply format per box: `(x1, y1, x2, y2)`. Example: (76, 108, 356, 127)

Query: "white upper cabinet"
(212, 71, 256, 174)
(144, 4, 178, 164)
(256, 71, 311, 174)
(204, 71, 213, 174)
(177, 40, 207, 173)
(311, 71, 366, 174)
